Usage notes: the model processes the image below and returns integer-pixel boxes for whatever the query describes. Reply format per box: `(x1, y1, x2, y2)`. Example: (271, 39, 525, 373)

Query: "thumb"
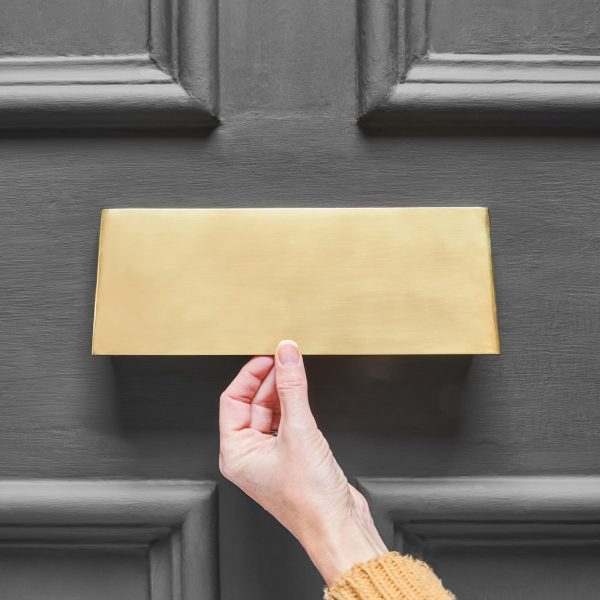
(275, 340, 316, 432)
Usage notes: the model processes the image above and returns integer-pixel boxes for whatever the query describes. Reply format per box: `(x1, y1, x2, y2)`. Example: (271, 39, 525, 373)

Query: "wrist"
(299, 510, 388, 586)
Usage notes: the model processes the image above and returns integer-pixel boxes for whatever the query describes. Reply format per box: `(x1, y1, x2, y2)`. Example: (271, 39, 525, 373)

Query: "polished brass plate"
(92, 208, 500, 355)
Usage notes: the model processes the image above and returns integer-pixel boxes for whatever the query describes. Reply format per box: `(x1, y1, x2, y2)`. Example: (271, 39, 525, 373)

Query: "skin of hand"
(219, 339, 388, 586)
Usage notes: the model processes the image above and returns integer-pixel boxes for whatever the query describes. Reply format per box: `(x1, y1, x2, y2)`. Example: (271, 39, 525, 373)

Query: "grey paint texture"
(0, 0, 148, 56)
(1, 0, 600, 598)
(429, 0, 600, 54)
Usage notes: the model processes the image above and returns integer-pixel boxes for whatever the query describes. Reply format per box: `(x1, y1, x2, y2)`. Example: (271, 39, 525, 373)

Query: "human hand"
(219, 339, 388, 585)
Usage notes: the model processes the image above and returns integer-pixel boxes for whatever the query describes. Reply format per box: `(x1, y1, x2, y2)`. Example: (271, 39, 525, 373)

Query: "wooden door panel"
(430, 543, 600, 600)
(358, 0, 600, 128)
(0, 546, 149, 600)
(0, 480, 219, 600)
(0, 0, 148, 57)
(2, 0, 599, 597)
(428, 0, 600, 54)
(0, 0, 218, 129)
(359, 477, 600, 600)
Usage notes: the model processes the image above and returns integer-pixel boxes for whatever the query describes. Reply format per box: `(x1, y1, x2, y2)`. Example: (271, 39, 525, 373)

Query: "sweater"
(324, 551, 455, 600)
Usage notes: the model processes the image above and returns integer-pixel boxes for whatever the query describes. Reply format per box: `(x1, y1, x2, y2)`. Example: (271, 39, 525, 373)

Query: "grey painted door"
(2, 0, 599, 598)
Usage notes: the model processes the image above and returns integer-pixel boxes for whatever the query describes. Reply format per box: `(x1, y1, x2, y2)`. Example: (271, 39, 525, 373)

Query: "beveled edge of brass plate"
(485, 208, 501, 355)
(91, 209, 108, 356)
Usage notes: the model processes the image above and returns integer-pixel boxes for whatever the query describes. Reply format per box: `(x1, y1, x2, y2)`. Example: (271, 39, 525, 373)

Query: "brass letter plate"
(92, 208, 500, 355)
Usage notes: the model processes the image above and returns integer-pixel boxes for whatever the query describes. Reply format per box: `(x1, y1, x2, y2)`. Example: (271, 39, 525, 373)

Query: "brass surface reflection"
(92, 208, 500, 355)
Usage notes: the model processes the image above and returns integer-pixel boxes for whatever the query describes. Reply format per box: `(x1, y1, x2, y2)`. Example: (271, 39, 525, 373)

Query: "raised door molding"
(0, 0, 218, 130)
(357, 476, 600, 598)
(357, 0, 600, 129)
(0, 480, 218, 600)
(357, 476, 600, 551)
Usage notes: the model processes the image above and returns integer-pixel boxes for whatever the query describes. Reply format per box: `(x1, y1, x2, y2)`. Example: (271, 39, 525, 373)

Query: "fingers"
(275, 340, 316, 432)
(249, 366, 279, 433)
(220, 341, 315, 437)
(220, 355, 274, 435)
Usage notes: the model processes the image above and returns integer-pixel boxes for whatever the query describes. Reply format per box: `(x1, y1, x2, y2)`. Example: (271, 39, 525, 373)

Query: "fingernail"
(277, 340, 300, 366)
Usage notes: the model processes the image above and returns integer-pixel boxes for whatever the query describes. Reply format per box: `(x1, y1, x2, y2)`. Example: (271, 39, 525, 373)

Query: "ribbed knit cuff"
(323, 551, 455, 600)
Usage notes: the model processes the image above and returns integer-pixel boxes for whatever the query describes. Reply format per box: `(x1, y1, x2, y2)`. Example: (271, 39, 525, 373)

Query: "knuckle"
(356, 493, 370, 513)
(219, 441, 241, 482)
(349, 486, 371, 514)
(285, 418, 318, 440)
(218, 452, 231, 479)
(277, 376, 306, 392)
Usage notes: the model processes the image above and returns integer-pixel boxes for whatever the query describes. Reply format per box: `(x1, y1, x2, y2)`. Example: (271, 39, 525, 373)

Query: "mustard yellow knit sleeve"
(324, 551, 455, 600)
